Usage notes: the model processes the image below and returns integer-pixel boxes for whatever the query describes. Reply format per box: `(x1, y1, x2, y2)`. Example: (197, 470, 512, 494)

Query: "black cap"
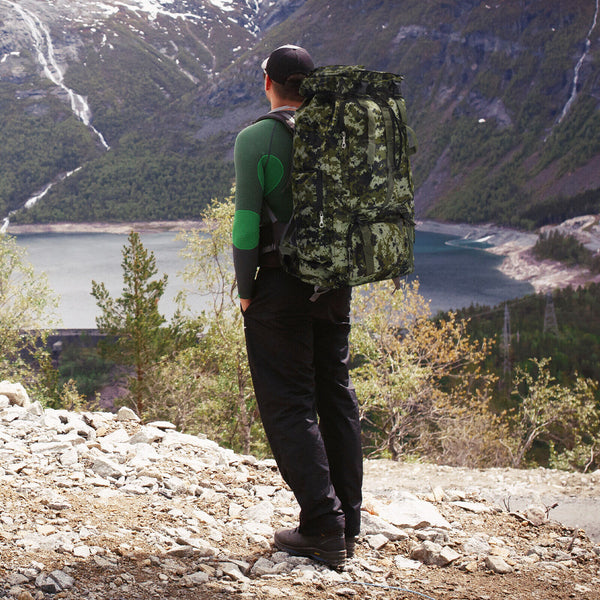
(261, 45, 314, 84)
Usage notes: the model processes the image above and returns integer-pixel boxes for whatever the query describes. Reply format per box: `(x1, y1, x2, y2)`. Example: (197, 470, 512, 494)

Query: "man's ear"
(264, 74, 272, 92)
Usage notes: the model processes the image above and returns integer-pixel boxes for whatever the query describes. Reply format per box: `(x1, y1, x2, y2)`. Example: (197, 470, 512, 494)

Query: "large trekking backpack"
(262, 65, 416, 292)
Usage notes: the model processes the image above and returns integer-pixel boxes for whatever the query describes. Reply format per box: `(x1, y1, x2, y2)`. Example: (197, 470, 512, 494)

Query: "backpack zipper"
(316, 170, 325, 227)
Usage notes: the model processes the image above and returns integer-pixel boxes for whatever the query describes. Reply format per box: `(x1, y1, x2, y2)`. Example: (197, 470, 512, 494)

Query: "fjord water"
(15, 230, 535, 329)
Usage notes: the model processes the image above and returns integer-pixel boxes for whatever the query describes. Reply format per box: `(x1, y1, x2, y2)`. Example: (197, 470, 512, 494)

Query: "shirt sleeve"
(232, 124, 265, 299)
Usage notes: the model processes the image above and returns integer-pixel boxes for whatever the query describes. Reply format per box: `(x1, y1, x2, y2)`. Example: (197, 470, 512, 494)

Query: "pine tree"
(91, 231, 168, 416)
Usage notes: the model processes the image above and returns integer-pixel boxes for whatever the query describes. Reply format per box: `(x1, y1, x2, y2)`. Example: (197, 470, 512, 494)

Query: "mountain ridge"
(1, 0, 599, 229)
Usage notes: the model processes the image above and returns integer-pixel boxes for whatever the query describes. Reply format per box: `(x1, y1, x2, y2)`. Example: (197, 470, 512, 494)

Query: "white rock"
(366, 533, 389, 550)
(525, 504, 548, 526)
(128, 442, 160, 461)
(35, 570, 74, 592)
(410, 540, 459, 566)
(26, 400, 44, 416)
(254, 485, 278, 499)
(184, 571, 209, 584)
(1, 407, 25, 422)
(7, 573, 29, 586)
(439, 545, 461, 565)
(192, 509, 219, 527)
(91, 456, 127, 479)
(0, 381, 30, 407)
(219, 562, 249, 582)
(243, 500, 274, 523)
(102, 428, 130, 444)
(60, 447, 79, 466)
(463, 535, 491, 555)
(41, 413, 63, 429)
(73, 545, 91, 558)
(185, 537, 217, 557)
(394, 556, 422, 570)
(116, 406, 140, 421)
(451, 501, 492, 514)
(242, 521, 273, 537)
(360, 510, 408, 541)
(377, 498, 451, 529)
(163, 430, 221, 450)
(251, 557, 278, 576)
(83, 412, 113, 429)
(485, 554, 513, 574)
(128, 426, 165, 444)
(146, 420, 176, 430)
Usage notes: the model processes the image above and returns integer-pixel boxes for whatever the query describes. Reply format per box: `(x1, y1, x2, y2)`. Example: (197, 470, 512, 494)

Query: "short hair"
(271, 73, 306, 103)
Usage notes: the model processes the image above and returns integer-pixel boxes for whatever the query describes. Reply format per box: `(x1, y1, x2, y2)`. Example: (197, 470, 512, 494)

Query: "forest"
(454, 284, 600, 397)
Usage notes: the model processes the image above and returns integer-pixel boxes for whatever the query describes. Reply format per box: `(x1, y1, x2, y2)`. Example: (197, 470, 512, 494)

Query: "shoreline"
(418, 219, 600, 294)
(5, 220, 205, 235)
(7, 218, 600, 294)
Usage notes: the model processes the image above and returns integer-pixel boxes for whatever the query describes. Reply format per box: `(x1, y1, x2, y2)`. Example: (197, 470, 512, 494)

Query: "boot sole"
(274, 539, 346, 567)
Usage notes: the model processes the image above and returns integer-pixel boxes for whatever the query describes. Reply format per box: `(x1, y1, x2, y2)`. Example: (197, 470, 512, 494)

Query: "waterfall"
(3, 0, 109, 149)
(0, 168, 82, 235)
(558, 0, 599, 124)
(1, 1, 110, 231)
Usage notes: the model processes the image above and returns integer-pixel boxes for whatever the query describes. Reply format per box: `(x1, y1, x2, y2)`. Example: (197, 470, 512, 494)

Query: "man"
(232, 45, 362, 567)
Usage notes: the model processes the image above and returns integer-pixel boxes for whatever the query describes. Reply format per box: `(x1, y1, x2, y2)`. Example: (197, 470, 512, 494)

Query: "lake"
(13, 230, 535, 329)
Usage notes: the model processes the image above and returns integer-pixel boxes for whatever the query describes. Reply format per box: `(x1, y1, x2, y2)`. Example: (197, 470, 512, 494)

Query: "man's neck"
(270, 104, 299, 112)
(269, 96, 301, 111)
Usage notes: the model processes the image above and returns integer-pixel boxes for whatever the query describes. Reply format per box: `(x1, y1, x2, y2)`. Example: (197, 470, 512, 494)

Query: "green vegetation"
(3, 0, 599, 228)
(0, 234, 58, 403)
(350, 279, 598, 470)
(0, 84, 101, 218)
(3, 201, 599, 470)
(4, 16, 234, 225)
(455, 284, 600, 395)
(533, 231, 600, 273)
(17, 139, 233, 223)
(521, 189, 600, 228)
(91, 231, 171, 416)
(56, 338, 116, 401)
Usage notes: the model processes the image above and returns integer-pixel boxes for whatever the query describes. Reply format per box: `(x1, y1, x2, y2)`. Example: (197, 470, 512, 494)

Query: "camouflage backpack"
(262, 65, 416, 293)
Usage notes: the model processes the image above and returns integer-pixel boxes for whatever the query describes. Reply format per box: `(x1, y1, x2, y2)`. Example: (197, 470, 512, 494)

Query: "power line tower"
(502, 302, 511, 377)
(543, 291, 559, 336)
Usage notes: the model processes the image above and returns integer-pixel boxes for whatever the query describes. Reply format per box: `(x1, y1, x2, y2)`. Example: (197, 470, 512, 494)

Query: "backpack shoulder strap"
(254, 110, 296, 133)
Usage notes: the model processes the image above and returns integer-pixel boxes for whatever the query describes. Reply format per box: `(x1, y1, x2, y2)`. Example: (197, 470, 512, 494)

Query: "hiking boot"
(345, 536, 357, 558)
(274, 527, 346, 567)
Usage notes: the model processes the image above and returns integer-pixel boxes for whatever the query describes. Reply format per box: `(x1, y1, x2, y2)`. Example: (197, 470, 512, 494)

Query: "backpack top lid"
(300, 65, 404, 100)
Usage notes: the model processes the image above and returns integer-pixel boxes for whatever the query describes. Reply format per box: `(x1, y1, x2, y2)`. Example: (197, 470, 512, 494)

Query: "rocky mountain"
(1, 0, 599, 229)
(2, 382, 600, 600)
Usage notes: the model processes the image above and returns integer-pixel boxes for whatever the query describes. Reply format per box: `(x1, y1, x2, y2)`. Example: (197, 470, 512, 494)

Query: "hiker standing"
(232, 45, 363, 567)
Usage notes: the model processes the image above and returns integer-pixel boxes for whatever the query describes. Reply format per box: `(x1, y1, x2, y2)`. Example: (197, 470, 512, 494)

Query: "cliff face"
(1, 0, 599, 227)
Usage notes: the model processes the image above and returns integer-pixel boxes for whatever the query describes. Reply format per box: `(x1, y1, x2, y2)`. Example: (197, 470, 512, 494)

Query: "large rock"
(374, 496, 451, 529)
(0, 381, 31, 407)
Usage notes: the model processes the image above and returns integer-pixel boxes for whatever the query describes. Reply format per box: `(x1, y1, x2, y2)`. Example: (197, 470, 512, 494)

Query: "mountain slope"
(1, 0, 599, 228)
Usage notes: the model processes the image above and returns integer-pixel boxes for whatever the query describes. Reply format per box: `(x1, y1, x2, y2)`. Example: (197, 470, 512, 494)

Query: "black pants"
(243, 267, 362, 537)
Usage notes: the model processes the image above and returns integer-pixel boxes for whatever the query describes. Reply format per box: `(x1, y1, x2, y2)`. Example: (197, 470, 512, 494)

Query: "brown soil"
(1, 453, 599, 600)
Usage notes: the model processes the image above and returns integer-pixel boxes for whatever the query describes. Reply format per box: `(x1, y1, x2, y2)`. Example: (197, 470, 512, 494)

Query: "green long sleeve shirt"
(232, 115, 294, 299)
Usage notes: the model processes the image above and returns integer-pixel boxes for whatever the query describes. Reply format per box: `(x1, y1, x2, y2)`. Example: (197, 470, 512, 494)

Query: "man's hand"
(240, 298, 252, 313)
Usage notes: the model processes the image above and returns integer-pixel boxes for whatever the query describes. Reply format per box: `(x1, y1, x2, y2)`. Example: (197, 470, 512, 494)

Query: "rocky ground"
(1, 383, 599, 600)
